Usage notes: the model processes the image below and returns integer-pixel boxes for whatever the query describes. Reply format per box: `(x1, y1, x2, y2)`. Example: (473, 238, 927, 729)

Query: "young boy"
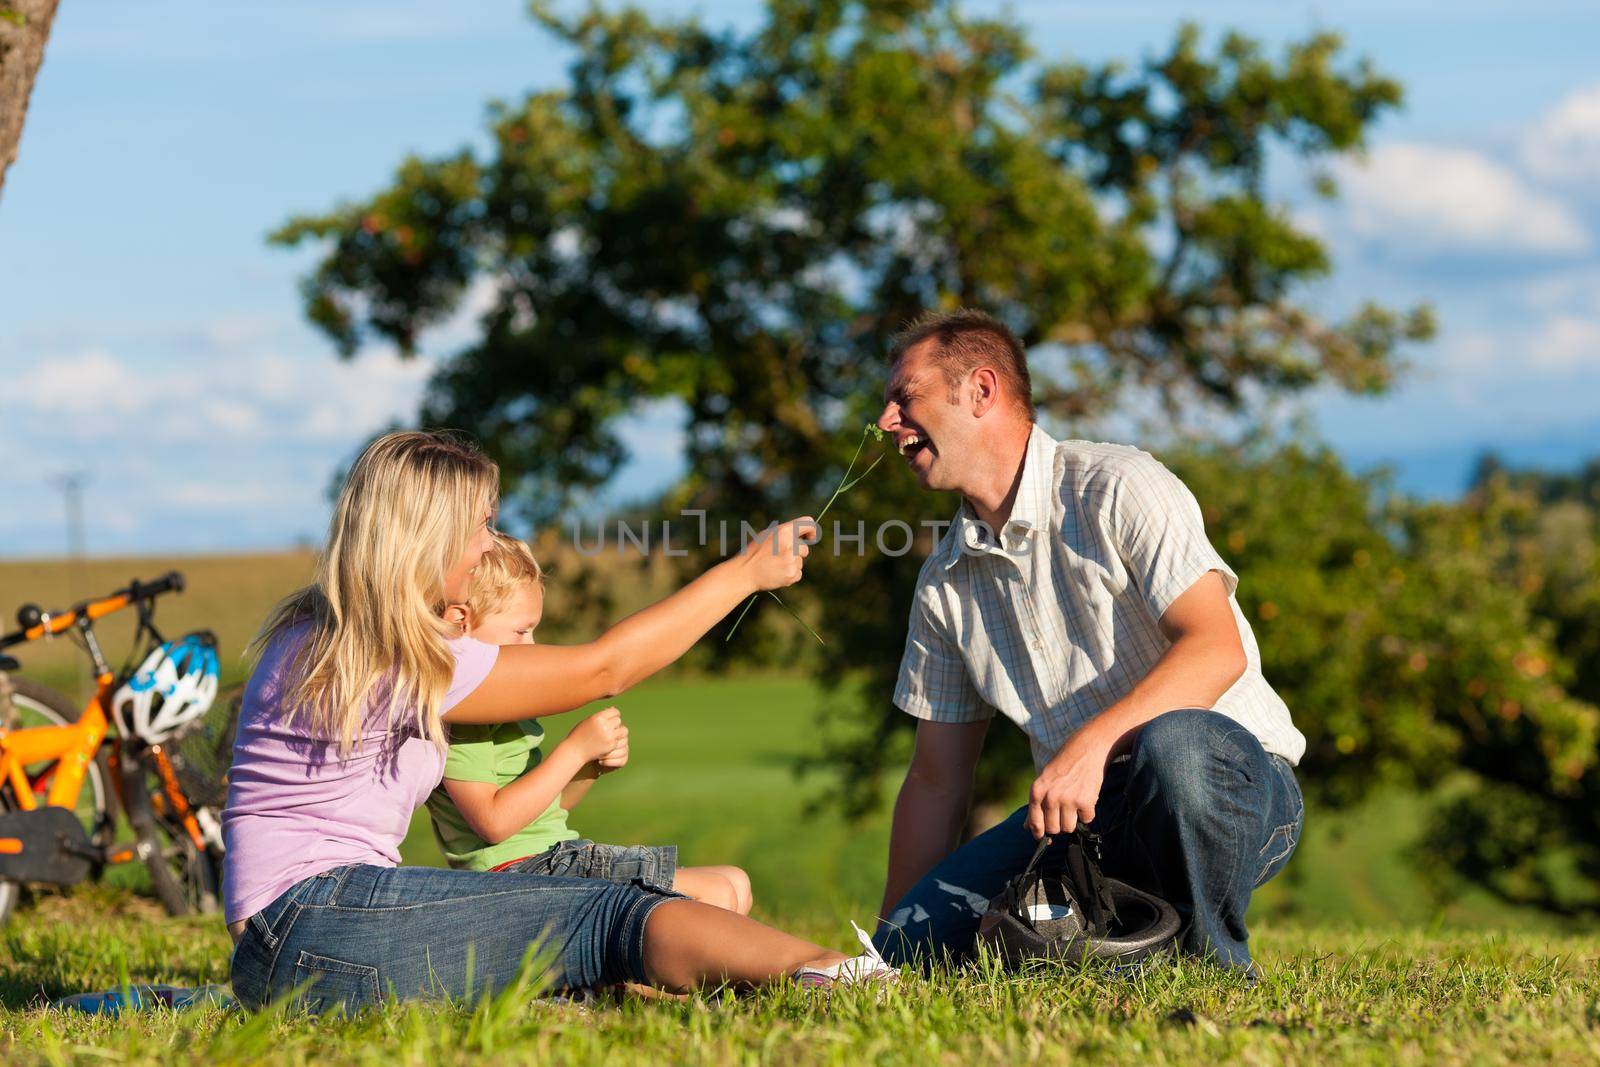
(427, 532, 754, 914)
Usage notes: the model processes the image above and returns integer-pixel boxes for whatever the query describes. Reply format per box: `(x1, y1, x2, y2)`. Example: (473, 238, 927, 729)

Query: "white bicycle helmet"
(113, 632, 220, 746)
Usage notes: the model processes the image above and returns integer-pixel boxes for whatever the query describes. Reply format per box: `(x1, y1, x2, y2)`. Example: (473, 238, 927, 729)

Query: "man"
(871, 309, 1305, 971)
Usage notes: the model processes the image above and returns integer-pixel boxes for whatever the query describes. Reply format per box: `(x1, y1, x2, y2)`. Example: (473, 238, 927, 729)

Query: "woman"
(224, 431, 889, 1011)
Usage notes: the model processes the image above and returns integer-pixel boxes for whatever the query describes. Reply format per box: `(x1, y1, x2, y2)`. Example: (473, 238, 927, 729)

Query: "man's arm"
(1024, 570, 1246, 838)
(878, 718, 990, 921)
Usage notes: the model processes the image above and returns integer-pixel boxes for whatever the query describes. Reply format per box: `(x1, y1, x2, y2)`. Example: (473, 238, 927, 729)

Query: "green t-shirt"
(426, 719, 580, 871)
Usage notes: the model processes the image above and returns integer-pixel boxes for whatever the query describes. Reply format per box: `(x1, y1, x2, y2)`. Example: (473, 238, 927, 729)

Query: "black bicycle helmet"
(976, 830, 1180, 967)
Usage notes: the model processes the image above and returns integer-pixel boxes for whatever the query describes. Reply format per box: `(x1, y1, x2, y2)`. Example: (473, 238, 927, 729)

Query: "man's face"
(877, 341, 971, 492)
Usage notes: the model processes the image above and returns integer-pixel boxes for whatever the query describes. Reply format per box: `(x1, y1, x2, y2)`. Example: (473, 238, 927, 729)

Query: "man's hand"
(1025, 726, 1114, 838)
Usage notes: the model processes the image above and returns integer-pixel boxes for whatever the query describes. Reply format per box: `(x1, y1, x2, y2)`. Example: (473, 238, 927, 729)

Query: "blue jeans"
(502, 839, 679, 892)
(874, 709, 1304, 970)
(230, 864, 682, 1012)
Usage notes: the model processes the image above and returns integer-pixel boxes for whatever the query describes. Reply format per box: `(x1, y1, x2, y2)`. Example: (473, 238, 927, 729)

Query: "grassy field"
(2, 891, 1597, 1065)
(3, 553, 1598, 1062)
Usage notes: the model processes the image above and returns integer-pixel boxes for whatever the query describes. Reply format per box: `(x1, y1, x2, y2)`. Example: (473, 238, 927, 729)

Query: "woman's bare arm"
(445, 518, 814, 724)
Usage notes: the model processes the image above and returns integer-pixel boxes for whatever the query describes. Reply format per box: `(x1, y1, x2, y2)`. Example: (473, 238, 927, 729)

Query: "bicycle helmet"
(977, 830, 1180, 967)
(112, 631, 220, 746)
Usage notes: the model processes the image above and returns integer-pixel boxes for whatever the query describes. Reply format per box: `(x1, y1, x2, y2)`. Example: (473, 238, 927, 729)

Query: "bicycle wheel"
(128, 753, 220, 917)
(0, 678, 113, 925)
(0, 785, 14, 926)
(142, 823, 219, 917)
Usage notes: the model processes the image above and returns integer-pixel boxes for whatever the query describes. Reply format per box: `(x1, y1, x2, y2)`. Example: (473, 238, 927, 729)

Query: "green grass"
(2, 891, 1597, 1065)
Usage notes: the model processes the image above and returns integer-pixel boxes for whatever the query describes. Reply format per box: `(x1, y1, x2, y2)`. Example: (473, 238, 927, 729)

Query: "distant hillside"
(0, 540, 677, 695)
(0, 552, 317, 694)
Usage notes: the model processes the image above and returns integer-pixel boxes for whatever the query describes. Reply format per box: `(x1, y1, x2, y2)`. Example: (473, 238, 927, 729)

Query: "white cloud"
(1522, 83, 1600, 183)
(1338, 143, 1589, 256)
(12, 348, 153, 415)
(8, 330, 435, 449)
(157, 482, 308, 512)
(296, 354, 436, 440)
(1518, 267, 1600, 312)
(1525, 315, 1600, 370)
(421, 275, 501, 355)
(1445, 314, 1600, 375)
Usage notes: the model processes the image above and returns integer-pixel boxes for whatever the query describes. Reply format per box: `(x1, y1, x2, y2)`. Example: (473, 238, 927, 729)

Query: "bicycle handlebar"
(0, 571, 185, 650)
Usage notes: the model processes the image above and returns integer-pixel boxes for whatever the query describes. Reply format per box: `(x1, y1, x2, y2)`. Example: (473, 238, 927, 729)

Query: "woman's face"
(443, 506, 497, 603)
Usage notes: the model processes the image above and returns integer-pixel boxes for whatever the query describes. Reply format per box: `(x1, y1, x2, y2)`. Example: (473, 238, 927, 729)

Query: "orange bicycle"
(0, 572, 233, 925)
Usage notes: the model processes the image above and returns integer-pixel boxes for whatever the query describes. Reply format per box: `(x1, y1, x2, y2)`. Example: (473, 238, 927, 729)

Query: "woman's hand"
(568, 706, 629, 763)
(735, 516, 817, 592)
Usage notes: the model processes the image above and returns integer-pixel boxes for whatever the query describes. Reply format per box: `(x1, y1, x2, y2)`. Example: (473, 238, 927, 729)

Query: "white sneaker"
(793, 922, 898, 991)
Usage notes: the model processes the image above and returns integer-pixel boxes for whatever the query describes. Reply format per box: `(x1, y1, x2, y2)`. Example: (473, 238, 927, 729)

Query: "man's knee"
(1129, 709, 1258, 812)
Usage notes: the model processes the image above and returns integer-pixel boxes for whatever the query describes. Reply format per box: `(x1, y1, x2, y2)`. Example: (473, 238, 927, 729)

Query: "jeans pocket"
(1254, 823, 1299, 888)
(292, 950, 380, 1014)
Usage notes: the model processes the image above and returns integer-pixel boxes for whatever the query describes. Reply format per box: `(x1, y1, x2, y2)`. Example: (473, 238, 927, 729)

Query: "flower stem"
(724, 591, 759, 642)
(724, 424, 884, 643)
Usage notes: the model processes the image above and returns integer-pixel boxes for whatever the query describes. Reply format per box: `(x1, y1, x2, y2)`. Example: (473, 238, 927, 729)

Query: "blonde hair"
(255, 430, 499, 754)
(462, 531, 545, 622)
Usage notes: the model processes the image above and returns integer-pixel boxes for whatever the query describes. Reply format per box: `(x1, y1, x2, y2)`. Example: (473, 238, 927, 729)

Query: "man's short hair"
(888, 309, 1035, 419)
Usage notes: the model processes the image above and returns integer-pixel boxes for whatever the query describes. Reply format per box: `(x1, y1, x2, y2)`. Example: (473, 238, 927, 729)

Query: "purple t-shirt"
(221, 624, 499, 923)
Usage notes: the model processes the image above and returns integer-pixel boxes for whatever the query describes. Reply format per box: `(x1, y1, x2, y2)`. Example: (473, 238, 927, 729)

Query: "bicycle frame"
(0, 572, 209, 860)
(0, 672, 113, 814)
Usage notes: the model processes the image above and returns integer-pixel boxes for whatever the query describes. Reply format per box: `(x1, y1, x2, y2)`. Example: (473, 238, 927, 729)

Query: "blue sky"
(2, 1, 1599, 556)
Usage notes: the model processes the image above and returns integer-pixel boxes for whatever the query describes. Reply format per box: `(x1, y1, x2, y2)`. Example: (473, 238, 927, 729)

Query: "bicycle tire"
(0, 788, 13, 926)
(128, 754, 221, 917)
(0, 678, 113, 926)
(142, 824, 219, 917)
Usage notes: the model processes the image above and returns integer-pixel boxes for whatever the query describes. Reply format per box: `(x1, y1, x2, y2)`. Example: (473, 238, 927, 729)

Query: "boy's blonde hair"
(464, 531, 546, 620)
(255, 430, 499, 755)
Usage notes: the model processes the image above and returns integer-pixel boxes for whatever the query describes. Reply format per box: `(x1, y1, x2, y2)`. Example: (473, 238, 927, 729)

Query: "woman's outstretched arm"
(445, 517, 815, 724)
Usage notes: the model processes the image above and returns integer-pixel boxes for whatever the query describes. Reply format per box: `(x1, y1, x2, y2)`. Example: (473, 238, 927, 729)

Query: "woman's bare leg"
(640, 900, 847, 992)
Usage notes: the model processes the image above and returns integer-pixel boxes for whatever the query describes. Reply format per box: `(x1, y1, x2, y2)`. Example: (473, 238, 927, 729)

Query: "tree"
(0, 0, 61, 200)
(1406, 459, 1600, 916)
(1171, 445, 1600, 916)
(277, 2, 1451, 867)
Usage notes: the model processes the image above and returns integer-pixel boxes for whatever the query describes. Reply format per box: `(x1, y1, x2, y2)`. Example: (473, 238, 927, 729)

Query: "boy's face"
(469, 585, 544, 646)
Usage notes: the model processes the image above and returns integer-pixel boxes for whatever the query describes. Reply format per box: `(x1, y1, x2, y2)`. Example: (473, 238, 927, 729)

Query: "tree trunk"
(0, 0, 61, 201)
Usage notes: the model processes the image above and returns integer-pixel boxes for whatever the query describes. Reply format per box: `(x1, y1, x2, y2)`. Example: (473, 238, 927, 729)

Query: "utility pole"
(54, 470, 88, 600)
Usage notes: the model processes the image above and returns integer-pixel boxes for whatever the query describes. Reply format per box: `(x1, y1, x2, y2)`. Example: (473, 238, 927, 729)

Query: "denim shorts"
(229, 863, 683, 1012)
(497, 839, 678, 893)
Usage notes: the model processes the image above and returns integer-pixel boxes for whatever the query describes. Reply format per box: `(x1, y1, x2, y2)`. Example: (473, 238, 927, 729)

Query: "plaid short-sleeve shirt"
(892, 425, 1305, 770)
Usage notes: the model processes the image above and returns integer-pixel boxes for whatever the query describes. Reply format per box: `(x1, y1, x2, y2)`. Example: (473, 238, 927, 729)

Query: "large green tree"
(277, 0, 1429, 522)
(281, 0, 1546, 884)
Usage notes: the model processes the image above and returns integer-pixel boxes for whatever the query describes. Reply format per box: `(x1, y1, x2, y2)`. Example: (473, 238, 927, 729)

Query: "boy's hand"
(570, 706, 628, 762)
(596, 733, 629, 773)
